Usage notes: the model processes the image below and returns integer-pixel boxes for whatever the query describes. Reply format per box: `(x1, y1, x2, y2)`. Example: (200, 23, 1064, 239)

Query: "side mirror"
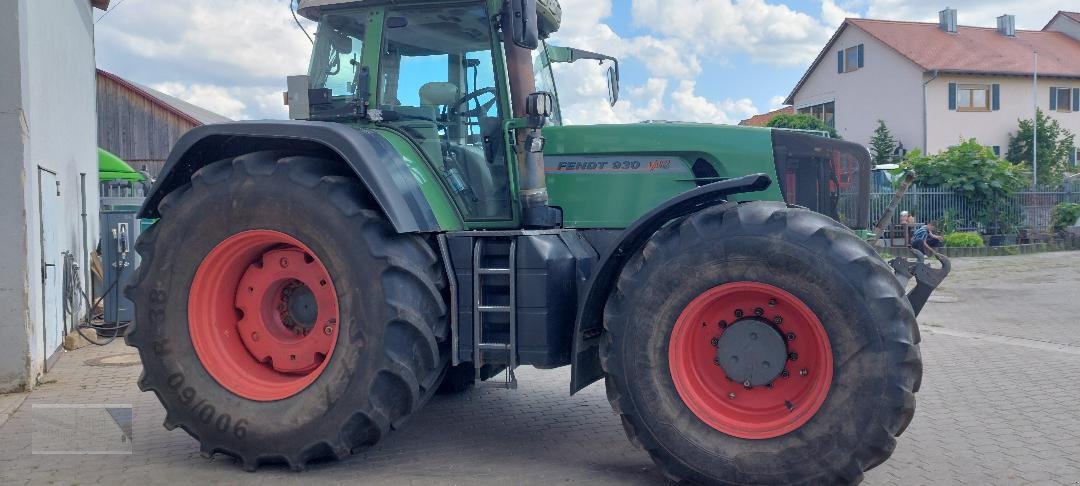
(504, 0, 539, 50)
(606, 66, 620, 106)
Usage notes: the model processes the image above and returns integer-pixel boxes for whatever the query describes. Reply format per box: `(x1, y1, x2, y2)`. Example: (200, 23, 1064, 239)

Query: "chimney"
(997, 14, 1016, 36)
(939, 8, 958, 33)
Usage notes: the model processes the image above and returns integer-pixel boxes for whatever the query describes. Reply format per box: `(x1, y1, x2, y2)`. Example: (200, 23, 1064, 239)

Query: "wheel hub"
(716, 319, 786, 387)
(189, 230, 340, 401)
(668, 281, 834, 439)
(281, 282, 318, 334)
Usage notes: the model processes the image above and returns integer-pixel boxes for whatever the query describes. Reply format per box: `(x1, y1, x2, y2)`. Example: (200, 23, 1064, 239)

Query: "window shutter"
(837, 51, 844, 73)
(857, 44, 864, 68)
(1050, 87, 1057, 110)
(948, 83, 957, 110)
(991, 84, 1000, 110)
(992, 146, 1001, 157)
(1074, 88, 1079, 111)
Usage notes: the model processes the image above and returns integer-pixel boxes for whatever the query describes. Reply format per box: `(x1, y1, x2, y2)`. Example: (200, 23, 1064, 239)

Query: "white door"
(38, 168, 64, 369)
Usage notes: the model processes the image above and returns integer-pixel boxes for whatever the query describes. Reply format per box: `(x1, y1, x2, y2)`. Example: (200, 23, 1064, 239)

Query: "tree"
(899, 139, 1026, 233)
(868, 120, 899, 166)
(766, 113, 840, 138)
(1006, 108, 1076, 187)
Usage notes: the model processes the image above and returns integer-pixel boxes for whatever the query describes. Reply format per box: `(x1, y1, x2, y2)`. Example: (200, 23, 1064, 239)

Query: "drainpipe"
(922, 70, 939, 153)
(80, 173, 89, 327)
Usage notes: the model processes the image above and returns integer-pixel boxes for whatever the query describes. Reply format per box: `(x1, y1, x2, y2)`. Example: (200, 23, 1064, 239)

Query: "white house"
(0, 0, 107, 392)
(786, 9, 1080, 165)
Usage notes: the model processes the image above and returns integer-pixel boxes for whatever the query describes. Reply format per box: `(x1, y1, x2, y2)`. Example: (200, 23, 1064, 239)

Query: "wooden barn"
(96, 69, 231, 178)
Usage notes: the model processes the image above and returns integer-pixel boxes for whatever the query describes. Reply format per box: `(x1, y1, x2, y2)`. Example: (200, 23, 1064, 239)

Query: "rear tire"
(126, 152, 449, 470)
(601, 201, 920, 485)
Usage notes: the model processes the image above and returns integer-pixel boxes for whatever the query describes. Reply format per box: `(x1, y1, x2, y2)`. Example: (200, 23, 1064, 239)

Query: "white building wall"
(0, 0, 99, 393)
(792, 26, 926, 154)
(926, 75, 1080, 155)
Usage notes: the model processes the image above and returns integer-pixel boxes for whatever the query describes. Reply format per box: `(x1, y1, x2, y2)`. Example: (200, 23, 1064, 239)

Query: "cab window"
(378, 4, 510, 220)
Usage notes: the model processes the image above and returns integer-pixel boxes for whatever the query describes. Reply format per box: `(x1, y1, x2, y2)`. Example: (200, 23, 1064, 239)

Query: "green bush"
(766, 113, 840, 138)
(944, 232, 985, 248)
(1051, 203, 1080, 233)
(899, 140, 1026, 233)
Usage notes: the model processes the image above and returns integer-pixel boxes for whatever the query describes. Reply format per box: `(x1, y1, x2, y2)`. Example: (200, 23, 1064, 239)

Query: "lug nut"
(768, 298, 777, 307)
(774, 315, 783, 325)
(324, 326, 334, 335)
(781, 369, 790, 378)
(719, 320, 728, 329)
(734, 309, 743, 318)
(279, 257, 290, 268)
(713, 357, 721, 366)
(710, 337, 720, 347)
(786, 332, 796, 341)
(800, 368, 808, 376)
(784, 400, 794, 411)
(743, 380, 752, 389)
(754, 307, 764, 316)
(788, 352, 799, 361)
(728, 392, 736, 399)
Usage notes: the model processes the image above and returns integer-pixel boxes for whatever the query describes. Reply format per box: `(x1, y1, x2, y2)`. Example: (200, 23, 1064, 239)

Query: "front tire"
(601, 201, 920, 485)
(126, 152, 449, 470)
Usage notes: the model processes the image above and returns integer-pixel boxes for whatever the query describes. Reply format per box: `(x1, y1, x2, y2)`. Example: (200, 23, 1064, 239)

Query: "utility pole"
(1033, 50, 1039, 189)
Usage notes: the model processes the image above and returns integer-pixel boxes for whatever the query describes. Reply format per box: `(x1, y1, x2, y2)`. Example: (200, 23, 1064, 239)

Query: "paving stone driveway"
(1, 252, 1079, 485)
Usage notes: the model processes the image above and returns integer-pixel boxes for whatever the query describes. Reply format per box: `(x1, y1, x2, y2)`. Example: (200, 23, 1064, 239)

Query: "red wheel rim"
(189, 230, 339, 401)
(668, 282, 833, 439)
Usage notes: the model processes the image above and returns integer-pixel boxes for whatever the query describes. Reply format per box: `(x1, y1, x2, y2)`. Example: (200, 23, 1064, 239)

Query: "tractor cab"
(292, 0, 613, 227)
(303, 2, 513, 219)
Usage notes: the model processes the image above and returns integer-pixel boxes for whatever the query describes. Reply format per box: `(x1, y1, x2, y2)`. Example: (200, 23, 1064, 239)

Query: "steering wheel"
(450, 87, 498, 118)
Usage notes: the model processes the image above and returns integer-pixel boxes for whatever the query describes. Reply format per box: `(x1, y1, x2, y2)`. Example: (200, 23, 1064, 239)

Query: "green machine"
(127, 1, 945, 483)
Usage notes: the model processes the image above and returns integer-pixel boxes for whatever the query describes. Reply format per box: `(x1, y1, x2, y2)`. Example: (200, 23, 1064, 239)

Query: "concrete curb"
(883, 243, 1080, 258)
(0, 391, 29, 429)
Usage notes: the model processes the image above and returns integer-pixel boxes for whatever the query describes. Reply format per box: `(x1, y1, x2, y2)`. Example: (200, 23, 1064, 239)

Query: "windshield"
(308, 10, 367, 98)
(532, 43, 563, 126)
(377, 3, 511, 220)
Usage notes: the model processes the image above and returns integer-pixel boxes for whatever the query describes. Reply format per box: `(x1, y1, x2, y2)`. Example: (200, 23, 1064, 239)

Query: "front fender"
(569, 173, 773, 393)
(139, 121, 442, 233)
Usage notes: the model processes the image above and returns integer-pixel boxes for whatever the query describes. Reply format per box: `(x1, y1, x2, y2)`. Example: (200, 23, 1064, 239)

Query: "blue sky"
(94, 0, 1066, 124)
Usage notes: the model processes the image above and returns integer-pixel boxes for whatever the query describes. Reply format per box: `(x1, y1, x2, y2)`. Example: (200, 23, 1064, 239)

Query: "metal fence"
(850, 180, 1080, 232)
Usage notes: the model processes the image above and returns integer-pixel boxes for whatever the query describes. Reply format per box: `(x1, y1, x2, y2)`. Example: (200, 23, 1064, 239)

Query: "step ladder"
(472, 238, 518, 389)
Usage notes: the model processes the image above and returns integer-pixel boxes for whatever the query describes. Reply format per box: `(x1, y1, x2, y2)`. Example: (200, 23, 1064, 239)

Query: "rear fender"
(569, 173, 773, 393)
(139, 121, 443, 233)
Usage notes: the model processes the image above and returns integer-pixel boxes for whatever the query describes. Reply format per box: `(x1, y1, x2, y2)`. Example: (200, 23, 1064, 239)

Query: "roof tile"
(849, 18, 1080, 78)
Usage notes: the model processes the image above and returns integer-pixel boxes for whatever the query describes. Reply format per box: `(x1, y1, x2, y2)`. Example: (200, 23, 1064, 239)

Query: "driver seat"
(418, 82, 498, 217)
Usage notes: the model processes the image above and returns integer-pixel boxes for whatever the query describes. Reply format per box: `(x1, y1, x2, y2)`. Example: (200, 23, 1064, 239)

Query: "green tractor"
(127, 0, 945, 483)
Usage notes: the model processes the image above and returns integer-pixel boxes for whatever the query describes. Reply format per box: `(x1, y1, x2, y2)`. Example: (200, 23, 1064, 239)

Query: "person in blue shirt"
(911, 220, 943, 254)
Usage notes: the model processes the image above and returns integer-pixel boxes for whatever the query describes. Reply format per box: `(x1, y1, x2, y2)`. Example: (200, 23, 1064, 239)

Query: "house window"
(837, 44, 864, 73)
(956, 84, 990, 111)
(1053, 87, 1073, 113)
(797, 101, 835, 128)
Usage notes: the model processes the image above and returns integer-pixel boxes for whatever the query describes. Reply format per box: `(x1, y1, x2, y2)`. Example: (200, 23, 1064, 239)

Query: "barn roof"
(96, 69, 233, 126)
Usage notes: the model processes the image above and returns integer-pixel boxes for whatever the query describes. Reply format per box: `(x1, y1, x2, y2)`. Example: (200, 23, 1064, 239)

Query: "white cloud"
(150, 82, 249, 120)
(96, 0, 314, 119)
(549, 0, 765, 125)
(821, 0, 859, 30)
(769, 95, 788, 110)
(631, 0, 837, 67)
